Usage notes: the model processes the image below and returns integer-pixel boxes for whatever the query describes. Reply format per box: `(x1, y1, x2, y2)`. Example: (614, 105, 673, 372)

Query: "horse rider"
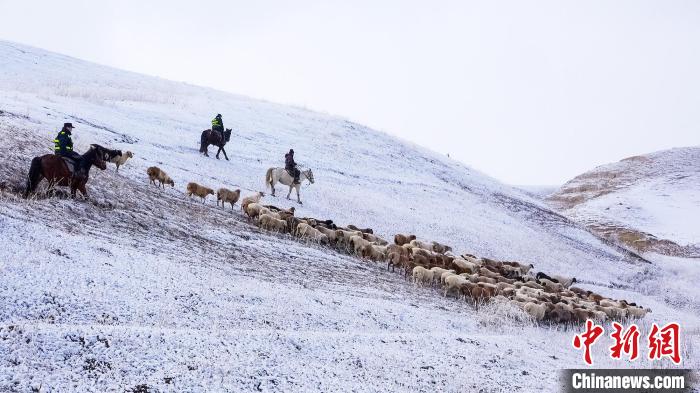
(211, 113, 224, 140)
(54, 122, 81, 161)
(285, 149, 300, 184)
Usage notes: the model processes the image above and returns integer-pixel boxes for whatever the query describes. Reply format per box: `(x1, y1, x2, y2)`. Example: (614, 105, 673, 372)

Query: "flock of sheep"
(138, 158, 650, 325)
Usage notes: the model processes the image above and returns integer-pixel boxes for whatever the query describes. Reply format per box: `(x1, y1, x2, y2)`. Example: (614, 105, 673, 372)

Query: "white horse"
(265, 167, 315, 204)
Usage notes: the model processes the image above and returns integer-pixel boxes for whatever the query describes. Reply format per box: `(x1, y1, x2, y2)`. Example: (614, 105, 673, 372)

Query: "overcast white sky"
(1, 0, 698, 185)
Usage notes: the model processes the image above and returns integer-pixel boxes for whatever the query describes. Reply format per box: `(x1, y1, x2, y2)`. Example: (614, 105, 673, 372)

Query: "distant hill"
(547, 147, 700, 257)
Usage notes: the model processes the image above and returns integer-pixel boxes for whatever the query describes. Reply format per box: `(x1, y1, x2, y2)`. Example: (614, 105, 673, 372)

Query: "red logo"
(610, 322, 640, 361)
(648, 322, 681, 364)
(573, 320, 605, 365)
(573, 320, 681, 365)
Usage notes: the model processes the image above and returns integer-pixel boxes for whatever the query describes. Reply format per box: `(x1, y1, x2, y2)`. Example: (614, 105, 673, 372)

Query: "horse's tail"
(24, 156, 42, 198)
(265, 168, 273, 189)
(199, 130, 207, 153)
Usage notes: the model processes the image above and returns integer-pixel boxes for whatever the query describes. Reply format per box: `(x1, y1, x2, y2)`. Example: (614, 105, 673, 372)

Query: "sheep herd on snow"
(109, 161, 655, 325)
(175, 172, 647, 325)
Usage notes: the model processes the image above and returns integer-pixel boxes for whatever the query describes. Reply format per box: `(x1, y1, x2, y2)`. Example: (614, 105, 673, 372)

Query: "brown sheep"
(469, 283, 496, 304)
(259, 213, 287, 233)
(438, 254, 454, 268)
(387, 251, 408, 272)
(363, 244, 388, 262)
(216, 188, 241, 210)
(286, 216, 305, 235)
(336, 229, 362, 251)
(394, 234, 416, 246)
(362, 232, 388, 245)
(459, 281, 479, 300)
(244, 202, 265, 220)
(349, 235, 372, 257)
(387, 244, 410, 257)
(146, 166, 174, 188)
(187, 182, 214, 202)
(315, 225, 337, 243)
(297, 223, 330, 245)
(277, 207, 296, 221)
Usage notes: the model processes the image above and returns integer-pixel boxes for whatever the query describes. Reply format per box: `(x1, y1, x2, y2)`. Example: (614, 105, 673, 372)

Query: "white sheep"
(452, 258, 479, 274)
(443, 274, 467, 297)
(440, 270, 457, 285)
(349, 235, 371, 257)
(551, 274, 577, 288)
(244, 202, 265, 220)
(523, 302, 547, 320)
(240, 191, 265, 213)
(412, 266, 433, 287)
(409, 239, 434, 251)
(626, 306, 651, 319)
(430, 267, 453, 286)
(109, 151, 134, 172)
(297, 223, 329, 245)
(539, 278, 563, 292)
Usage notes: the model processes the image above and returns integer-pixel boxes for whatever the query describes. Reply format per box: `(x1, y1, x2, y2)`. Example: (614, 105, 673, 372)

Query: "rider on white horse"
(285, 149, 301, 184)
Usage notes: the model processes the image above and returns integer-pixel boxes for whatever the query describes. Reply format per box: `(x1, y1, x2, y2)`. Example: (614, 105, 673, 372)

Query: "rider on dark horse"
(211, 114, 224, 140)
(285, 149, 300, 184)
(54, 123, 82, 166)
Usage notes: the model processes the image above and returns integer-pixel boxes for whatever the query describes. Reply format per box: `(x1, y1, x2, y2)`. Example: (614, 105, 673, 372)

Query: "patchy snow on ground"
(0, 40, 698, 392)
(547, 147, 700, 248)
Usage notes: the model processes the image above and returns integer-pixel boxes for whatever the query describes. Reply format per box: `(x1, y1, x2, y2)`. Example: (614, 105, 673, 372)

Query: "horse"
(24, 144, 121, 199)
(265, 167, 315, 204)
(199, 128, 232, 160)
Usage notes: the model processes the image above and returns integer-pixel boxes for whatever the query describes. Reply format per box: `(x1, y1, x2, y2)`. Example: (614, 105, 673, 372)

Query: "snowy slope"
(547, 148, 700, 257)
(0, 41, 698, 392)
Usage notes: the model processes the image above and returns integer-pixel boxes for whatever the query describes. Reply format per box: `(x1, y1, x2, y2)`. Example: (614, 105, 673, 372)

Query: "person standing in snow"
(53, 122, 81, 160)
(211, 114, 224, 140)
(285, 149, 300, 184)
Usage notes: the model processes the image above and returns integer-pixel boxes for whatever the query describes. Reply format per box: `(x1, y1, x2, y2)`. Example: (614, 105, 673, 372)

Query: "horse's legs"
(78, 183, 88, 199)
(26, 174, 43, 197)
(221, 147, 229, 161)
(296, 185, 302, 204)
(286, 185, 292, 200)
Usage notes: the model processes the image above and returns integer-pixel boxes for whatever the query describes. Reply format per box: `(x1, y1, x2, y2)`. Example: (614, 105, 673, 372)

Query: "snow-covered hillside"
(547, 148, 700, 257)
(1, 41, 698, 391)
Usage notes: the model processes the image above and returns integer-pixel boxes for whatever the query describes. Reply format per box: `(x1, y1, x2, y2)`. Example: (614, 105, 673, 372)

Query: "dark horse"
(199, 128, 232, 160)
(24, 144, 121, 199)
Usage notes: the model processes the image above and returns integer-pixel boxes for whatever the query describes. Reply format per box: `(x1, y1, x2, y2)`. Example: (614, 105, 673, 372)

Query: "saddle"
(286, 167, 301, 177)
(61, 156, 81, 176)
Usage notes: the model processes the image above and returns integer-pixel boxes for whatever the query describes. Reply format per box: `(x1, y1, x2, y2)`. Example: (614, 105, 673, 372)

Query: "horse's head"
(88, 144, 114, 170)
(87, 145, 108, 170)
(224, 128, 232, 142)
(304, 169, 315, 184)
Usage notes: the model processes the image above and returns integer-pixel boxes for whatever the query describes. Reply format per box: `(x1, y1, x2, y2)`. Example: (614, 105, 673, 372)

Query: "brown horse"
(24, 144, 121, 199)
(199, 128, 232, 160)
